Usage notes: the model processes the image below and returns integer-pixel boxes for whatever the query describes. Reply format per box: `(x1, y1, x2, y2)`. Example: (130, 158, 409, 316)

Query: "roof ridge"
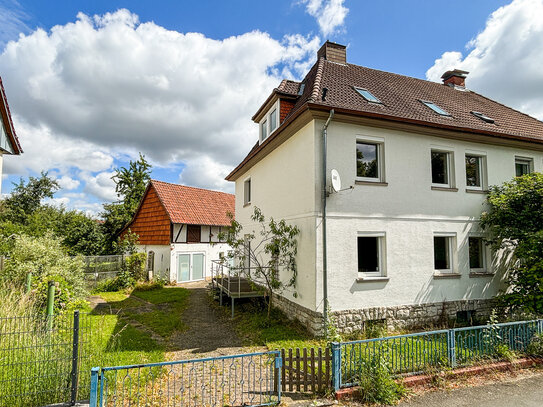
(150, 179, 234, 196)
(309, 57, 325, 102)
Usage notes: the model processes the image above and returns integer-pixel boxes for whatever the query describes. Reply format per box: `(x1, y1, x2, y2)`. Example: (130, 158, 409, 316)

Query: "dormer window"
(354, 87, 382, 104)
(420, 100, 451, 116)
(259, 100, 280, 143)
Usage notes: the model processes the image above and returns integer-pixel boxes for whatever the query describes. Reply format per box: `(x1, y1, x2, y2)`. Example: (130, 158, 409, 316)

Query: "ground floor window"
(434, 235, 454, 272)
(469, 237, 486, 271)
(357, 233, 385, 275)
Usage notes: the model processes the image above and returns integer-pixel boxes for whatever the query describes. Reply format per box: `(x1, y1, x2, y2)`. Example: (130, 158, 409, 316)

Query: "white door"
(176, 253, 205, 282)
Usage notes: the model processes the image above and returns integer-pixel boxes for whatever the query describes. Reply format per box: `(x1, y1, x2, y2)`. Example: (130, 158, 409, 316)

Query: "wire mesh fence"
(0, 311, 93, 407)
(82, 255, 124, 289)
(336, 319, 543, 389)
(92, 351, 282, 407)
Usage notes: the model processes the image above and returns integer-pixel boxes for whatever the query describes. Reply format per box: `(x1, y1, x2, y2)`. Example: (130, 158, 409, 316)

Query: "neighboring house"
(226, 41, 543, 335)
(0, 77, 23, 194)
(122, 180, 234, 283)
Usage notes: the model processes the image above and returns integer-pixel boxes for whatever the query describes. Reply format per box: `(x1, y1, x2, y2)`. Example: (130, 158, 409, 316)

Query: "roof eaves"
(0, 77, 23, 155)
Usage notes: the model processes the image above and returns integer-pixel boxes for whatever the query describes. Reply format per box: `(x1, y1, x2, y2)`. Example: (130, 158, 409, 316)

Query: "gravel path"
(166, 280, 265, 360)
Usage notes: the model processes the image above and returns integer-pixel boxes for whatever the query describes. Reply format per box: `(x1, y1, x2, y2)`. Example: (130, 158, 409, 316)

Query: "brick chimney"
(441, 69, 469, 87)
(317, 41, 347, 64)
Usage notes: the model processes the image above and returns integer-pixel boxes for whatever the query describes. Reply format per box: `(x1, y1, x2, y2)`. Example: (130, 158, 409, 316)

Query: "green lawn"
(95, 286, 191, 339)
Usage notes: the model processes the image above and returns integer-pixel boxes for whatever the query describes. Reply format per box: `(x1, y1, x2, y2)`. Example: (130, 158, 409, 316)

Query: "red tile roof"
(227, 56, 543, 181)
(151, 180, 235, 226)
(0, 77, 23, 155)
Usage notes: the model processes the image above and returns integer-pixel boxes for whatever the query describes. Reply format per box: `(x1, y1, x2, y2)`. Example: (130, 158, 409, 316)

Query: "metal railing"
(90, 351, 282, 407)
(0, 311, 93, 407)
(332, 319, 543, 390)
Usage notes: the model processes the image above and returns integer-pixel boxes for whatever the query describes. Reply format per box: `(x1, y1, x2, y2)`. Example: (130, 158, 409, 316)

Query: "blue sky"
(0, 0, 541, 216)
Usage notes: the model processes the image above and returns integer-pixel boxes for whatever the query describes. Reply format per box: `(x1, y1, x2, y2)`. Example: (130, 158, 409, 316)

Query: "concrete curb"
(335, 357, 543, 400)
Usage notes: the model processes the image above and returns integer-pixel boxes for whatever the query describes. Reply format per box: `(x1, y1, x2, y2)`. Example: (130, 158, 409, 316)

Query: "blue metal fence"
(89, 351, 282, 407)
(332, 319, 543, 390)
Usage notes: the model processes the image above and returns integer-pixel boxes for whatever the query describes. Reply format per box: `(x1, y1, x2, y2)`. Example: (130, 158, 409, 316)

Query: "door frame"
(176, 251, 206, 283)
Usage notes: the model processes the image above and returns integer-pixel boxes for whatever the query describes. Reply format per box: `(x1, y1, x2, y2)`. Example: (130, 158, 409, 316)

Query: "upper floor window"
(356, 139, 384, 182)
(515, 157, 533, 177)
(259, 102, 279, 143)
(465, 155, 485, 190)
(243, 178, 251, 206)
(431, 150, 454, 187)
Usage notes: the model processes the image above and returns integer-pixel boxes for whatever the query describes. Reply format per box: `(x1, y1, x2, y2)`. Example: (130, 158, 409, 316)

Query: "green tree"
(220, 207, 300, 319)
(101, 153, 151, 253)
(481, 173, 543, 315)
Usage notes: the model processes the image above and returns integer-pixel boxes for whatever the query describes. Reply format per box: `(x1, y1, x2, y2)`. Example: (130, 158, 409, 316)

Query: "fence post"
(447, 329, 456, 368)
(331, 342, 341, 392)
(89, 367, 100, 407)
(46, 281, 56, 331)
(538, 319, 543, 334)
(70, 310, 80, 405)
(26, 272, 32, 293)
(275, 351, 282, 402)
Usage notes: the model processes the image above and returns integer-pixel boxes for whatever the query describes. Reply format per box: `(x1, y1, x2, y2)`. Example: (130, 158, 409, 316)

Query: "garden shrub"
(134, 279, 166, 291)
(527, 333, 543, 357)
(125, 252, 147, 281)
(356, 354, 406, 405)
(1, 233, 87, 312)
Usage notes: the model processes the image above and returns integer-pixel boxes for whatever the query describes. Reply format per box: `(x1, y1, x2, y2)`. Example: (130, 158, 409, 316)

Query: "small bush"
(134, 279, 166, 291)
(94, 278, 127, 293)
(527, 333, 543, 357)
(357, 355, 406, 405)
(494, 344, 516, 362)
(126, 252, 147, 281)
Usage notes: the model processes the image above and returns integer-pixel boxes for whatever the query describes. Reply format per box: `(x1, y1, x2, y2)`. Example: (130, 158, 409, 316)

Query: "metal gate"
(89, 351, 282, 407)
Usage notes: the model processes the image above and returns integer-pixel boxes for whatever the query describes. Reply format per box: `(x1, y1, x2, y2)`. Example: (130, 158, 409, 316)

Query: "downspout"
(322, 109, 334, 333)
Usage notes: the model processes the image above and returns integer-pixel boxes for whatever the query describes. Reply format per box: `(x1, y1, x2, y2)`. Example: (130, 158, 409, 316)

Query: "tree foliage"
(101, 153, 151, 253)
(220, 207, 300, 318)
(481, 173, 543, 315)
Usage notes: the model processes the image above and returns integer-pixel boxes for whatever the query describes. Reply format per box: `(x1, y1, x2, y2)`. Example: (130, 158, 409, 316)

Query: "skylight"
(471, 111, 495, 124)
(354, 87, 382, 104)
(420, 100, 451, 116)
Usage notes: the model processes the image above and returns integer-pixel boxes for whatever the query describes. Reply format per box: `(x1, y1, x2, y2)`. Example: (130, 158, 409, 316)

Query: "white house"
(122, 180, 234, 283)
(226, 42, 543, 335)
(0, 77, 23, 193)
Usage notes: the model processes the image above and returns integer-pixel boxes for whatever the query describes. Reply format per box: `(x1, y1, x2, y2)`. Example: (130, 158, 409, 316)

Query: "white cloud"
(301, 0, 349, 37)
(82, 171, 117, 202)
(57, 175, 80, 190)
(178, 156, 234, 192)
(0, 9, 319, 206)
(426, 0, 543, 119)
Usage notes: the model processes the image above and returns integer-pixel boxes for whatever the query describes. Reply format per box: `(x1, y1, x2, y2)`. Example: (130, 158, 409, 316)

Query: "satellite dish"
(331, 169, 341, 193)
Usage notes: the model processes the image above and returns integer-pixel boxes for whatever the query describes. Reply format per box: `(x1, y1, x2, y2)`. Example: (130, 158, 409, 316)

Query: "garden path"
(166, 280, 264, 360)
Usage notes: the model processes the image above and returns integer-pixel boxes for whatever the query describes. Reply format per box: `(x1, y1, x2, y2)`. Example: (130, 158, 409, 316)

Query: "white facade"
(234, 117, 543, 316)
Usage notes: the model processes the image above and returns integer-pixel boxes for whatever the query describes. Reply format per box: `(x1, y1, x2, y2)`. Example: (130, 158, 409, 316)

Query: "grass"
(96, 286, 191, 339)
(216, 298, 324, 350)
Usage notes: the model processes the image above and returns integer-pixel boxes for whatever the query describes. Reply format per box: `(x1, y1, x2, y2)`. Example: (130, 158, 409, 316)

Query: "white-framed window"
(357, 232, 386, 276)
(468, 236, 486, 272)
(515, 156, 533, 177)
(243, 178, 251, 206)
(356, 136, 385, 182)
(259, 100, 280, 143)
(431, 149, 454, 188)
(465, 154, 486, 190)
(433, 233, 456, 273)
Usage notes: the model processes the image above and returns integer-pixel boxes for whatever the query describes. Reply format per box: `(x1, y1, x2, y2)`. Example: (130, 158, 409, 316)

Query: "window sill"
(433, 272, 461, 279)
(356, 276, 390, 283)
(469, 272, 495, 278)
(431, 186, 458, 192)
(243, 203, 251, 208)
(355, 180, 388, 186)
(465, 188, 489, 194)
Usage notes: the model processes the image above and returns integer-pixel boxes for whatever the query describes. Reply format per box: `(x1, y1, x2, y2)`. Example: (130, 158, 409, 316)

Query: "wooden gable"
(123, 184, 171, 245)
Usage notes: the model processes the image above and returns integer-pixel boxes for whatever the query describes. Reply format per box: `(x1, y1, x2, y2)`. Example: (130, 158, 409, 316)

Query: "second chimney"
(441, 69, 469, 88)
(317, 41, 347, 64)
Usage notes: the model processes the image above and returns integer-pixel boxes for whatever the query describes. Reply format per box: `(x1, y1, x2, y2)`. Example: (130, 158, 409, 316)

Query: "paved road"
(398, 373, 543, 407)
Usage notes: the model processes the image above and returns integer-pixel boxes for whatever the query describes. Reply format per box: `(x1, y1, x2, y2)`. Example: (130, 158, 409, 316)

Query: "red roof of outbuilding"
(151, 180, 235, 226)
(0, 77, 23, 155)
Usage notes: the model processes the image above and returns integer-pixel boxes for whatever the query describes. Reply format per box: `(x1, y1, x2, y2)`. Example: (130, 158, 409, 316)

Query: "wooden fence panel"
(280, 347, 332, 394)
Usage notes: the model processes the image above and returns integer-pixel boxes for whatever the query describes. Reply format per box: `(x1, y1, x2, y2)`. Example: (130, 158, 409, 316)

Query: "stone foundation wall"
(331, 299, 497, 334)
(272, 294, 324, 336)
(272, 295, 497, 337)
